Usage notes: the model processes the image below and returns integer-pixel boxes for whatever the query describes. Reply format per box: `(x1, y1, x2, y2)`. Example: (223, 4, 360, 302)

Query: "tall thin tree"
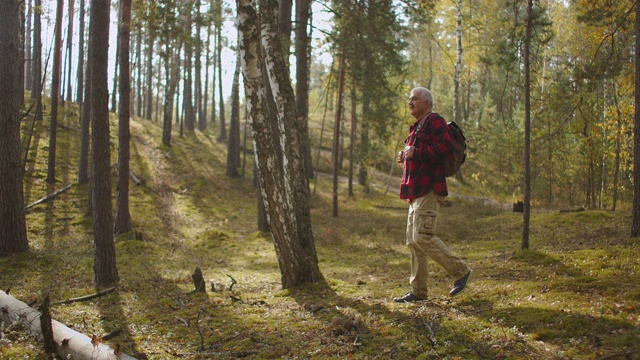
(295, 0, 313, 178)
(65, 0, 74, 102)
(114, 0, 132, 235)
(32, 0, 42, 120)
(522, 0, 533, 249)
(90, 0, 119, 285)
(633, 0, 640, 236)
(0, 0, 29, 256)
(46, 0, 64, 184)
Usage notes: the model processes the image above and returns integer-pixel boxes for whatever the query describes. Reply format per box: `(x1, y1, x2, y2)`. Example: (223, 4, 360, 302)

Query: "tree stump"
(192, 267, 206, 293)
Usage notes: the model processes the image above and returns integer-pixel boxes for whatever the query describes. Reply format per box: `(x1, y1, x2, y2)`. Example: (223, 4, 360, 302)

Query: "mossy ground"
(1, 102, 639, 359)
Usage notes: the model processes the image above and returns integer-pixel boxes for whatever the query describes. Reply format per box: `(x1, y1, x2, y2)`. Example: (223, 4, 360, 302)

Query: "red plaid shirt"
(400, 113, 454, 200)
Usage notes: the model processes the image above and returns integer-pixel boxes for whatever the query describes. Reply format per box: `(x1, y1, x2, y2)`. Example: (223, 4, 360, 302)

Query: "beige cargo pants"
(406, 189, 470, 298)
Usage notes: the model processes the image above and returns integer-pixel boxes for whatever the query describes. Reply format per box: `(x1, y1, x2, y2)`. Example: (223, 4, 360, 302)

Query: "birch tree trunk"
(238, 0, 322, 288)
(260, 0, 321, 278)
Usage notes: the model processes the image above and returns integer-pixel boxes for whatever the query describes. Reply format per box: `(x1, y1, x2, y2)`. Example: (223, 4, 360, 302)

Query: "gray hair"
(411, 87, 434, 108)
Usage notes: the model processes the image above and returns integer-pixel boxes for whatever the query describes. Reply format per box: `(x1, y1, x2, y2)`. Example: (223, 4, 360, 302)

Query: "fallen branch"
(52, 287, 115, 306)
(0, 290, 136, 360)
(129, 171, 145, 186)
(25, 184, 73, 212)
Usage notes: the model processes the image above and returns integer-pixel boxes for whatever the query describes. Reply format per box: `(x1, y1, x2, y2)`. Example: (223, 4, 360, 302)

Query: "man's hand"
(404, 145, 415, 160)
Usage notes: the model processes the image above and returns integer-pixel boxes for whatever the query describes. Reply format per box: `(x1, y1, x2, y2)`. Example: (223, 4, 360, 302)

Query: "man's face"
(408, 90, 429, 119)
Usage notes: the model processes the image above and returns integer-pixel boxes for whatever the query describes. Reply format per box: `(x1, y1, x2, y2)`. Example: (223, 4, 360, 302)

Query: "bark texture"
(90, 0, 119, 285)
(114, 0, 133, 235)
(239, 0, 322, 288)
(0, 0, 28, 256)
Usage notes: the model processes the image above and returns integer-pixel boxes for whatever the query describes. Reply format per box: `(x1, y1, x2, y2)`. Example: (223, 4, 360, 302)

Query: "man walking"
(394, 87, 472, 303)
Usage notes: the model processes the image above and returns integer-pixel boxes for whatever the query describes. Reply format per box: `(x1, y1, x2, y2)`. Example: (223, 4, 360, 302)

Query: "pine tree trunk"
(226, 45, 241, 178)
(633, 0, 640, 236)
(348, 85, 356, 197)
(332, 56, 345, 216)
(145, 33, 154, 120)
(66, 0, 74, 102)
(90, 0, 119, 285)
(521, 0, 533, 249)
(25, 0, 33, 92)
(217, 19, 226, 140)
(47, 0, 64, 184)
(0, 0, 29, 256)
(78, 12, 92, 185)
(163, 50, 180, 147)
(295, 0, 313, 178)
(114, 0, 132, 235)
(203, 27, 210, 129)
(76, 0, 85, 103)
(32, 0, 42, 120)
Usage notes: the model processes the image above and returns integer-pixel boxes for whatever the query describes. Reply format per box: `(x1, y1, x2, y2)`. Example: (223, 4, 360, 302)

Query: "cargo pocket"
(417, 210, 438, 235)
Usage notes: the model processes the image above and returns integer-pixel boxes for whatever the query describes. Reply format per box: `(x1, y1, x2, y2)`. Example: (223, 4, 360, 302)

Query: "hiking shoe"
(449, 270, 472, 296)
(393, 292, 426, 303)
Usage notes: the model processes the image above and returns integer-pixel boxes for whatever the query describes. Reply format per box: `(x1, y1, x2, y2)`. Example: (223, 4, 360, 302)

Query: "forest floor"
(2, 106, 640, 359)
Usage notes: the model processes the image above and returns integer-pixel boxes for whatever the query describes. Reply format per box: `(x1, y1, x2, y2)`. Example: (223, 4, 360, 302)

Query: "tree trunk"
(76, 0, 85, 103)
(239, 0, 322, 288)
(521, 0, 532, 249)
(203, 26, 211, 129)
(46, 0, 64, 184)
(279, 0, 292, 59)
(332, 55, 345, 217)
(358, 86, 370, 190)
(217, 17, 226, 140)
(295, 0, 313, 179)
(111, 34, 119, 113)
(226, 44, 241, 177)
(0, 0, 29, 256)
(19, 1, 25, 107)
(163, 50, 180, 147)
(195, 1, 205, 130)
(78, 12, 92, 185)
(32, 0, 43, 121)
(66, 0, 74, 103)
(183, 3, 195, 131)
(348, 84, 356, 197)
(114, 0, 132, 235)
(90, 0, 119, 285)
(136, 26, 142, 118)
(633, 0, 640, 236)
(25, 0, 33, 92)
(145, 33, 154, 120)
(612, 82, 622, 211)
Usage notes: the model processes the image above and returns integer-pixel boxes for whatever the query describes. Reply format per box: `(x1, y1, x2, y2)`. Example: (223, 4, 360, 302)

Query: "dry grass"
(1, 102, 639, 359)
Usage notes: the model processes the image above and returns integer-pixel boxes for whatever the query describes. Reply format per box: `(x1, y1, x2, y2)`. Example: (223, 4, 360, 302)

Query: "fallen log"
(0, 290, 136, 360)
(24, 184, 74, 212)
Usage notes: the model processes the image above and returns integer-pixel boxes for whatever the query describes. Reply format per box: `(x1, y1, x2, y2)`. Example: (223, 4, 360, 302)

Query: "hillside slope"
(1, 110, 639, 359)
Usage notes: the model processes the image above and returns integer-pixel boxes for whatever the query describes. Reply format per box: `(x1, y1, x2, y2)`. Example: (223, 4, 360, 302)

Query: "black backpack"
(442, 121, 466, 177)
